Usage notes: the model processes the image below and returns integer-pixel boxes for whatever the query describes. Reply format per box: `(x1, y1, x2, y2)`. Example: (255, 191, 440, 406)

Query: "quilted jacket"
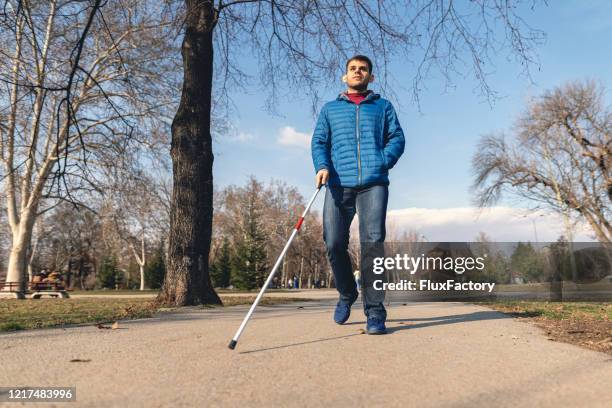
(311, 92, 405, 187)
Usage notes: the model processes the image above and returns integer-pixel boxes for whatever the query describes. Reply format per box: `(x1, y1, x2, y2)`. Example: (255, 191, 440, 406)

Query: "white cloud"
(384, 207, 596, 242)
(228, 131, 255, 142)
(277, 126, 311, 148)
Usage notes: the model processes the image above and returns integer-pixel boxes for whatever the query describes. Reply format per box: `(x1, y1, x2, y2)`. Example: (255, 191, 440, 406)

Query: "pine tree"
(231, 182, 268, 290)
(98, 256, 121, 289)
(145, 241, 166, 289)
(211, 237, 232, 288)
(510, 242, 545, 283)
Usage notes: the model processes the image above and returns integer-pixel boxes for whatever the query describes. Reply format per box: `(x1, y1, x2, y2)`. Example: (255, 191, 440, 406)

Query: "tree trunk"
(158, 0, 221, 306)
(4, 245, 28, 291)
(281, 257, 287, 288)
(140, 264, 145, 291)
(2, 209, 37, 291)
(298, 256, 304, 289)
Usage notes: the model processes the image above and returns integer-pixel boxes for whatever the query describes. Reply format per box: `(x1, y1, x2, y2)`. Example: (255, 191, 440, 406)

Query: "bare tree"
(472, 80, 612, 243)
(32, 202, 102, 289)
(0, 0, 178, 289)
(104, 171, 168, 290)
(161, 0, 545, 305)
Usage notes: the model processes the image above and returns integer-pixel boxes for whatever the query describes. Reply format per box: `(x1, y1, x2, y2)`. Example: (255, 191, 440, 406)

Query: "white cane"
(228, 186, 324, 350)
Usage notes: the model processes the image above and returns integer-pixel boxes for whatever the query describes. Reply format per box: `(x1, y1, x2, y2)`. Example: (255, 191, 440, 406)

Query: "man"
(311, 55, 405, 334)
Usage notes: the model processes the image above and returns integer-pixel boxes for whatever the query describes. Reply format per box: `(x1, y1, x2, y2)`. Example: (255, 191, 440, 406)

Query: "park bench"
(0, 278, 70, 299)
(0, 281, 26, 299)
(28, 281, 70, 299)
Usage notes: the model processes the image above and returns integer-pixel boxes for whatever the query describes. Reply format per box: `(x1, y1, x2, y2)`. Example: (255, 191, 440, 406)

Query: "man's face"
(345, 59, 371, 90)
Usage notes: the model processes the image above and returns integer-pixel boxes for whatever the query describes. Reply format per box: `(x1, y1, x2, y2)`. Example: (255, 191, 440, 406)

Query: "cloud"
(229, 131, 255, 142)
(277, 126, 311, 148)
(383, 207, 596, 242)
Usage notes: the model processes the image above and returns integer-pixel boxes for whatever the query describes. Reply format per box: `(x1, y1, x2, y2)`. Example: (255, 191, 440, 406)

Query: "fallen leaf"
(111, 322, 119, 330)
(96, 323, 111, 330)
(297, 306, 304, 309)
(70, 359, 91, 363)
(358, 329, 366, 334)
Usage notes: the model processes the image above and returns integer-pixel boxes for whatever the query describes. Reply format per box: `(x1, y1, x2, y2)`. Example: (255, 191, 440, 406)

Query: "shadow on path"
(387, 310, 511, 333)
(239, 333, 363, 354)
(239, 310, 510, 353)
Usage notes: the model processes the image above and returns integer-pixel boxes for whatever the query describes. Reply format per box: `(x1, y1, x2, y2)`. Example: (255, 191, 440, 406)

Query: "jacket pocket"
(379, 148, 388, 170)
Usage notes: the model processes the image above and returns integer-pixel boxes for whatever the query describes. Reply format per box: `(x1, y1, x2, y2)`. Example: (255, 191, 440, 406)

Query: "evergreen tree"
(211, 237, 232, 288)
(510, 242, 545, 283)
(549, 236, 573, 281)
(98, 256, 121, 289)
(145, 241, 166, 289)
(231, 183, 268, 290)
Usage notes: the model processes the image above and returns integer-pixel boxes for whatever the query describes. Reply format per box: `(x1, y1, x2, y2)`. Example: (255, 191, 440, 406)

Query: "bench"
(28, 282, 70, 299)
(0, 281, 26, 299)
(0, 280, 70, 299)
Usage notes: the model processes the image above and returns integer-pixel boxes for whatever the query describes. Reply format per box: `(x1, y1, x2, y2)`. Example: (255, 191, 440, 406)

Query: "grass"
(0, 322, 25, 331)
(480, 300, 612, 320)
(68, 289, 159, 296)
(494, 282, 612, 292)
(68, 288, 305, 296)
(480, 300, 612, 355)
(0, 295, 310, 332)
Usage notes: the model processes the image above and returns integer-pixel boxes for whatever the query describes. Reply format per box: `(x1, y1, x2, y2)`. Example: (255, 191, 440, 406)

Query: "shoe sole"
(367, 329, 387, 335)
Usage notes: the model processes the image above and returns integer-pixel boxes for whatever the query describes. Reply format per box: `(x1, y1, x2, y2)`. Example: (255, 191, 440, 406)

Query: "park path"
(1, 290, 610, 407)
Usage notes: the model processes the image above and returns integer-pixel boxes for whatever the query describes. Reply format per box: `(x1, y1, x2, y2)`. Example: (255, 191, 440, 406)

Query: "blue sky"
(211, 1, 612, 241)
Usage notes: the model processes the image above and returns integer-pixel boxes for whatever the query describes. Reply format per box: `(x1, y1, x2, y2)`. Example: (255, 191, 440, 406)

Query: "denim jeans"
(323, 184, 388, 321)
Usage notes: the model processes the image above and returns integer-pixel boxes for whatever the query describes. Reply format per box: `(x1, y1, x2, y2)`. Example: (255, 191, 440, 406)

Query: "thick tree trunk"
(3, 214, 36, 291)
(158, 0, 221, 306)
(5, 245, 28, 291)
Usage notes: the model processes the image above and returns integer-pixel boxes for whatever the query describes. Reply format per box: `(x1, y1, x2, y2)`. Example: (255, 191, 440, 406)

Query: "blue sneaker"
(366, 317, 387, 335)
(333, 295, 358, 325)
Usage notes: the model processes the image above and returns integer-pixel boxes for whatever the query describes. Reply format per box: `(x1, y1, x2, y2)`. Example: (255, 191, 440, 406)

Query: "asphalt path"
(1, 290, 610, 407)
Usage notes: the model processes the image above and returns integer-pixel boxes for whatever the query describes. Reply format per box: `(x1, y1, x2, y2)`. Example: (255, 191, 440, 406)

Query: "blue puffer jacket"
(311, 92, 405, 187)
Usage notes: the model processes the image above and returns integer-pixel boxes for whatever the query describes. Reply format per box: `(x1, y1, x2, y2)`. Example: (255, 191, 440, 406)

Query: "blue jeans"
(323, 184, 388, 321)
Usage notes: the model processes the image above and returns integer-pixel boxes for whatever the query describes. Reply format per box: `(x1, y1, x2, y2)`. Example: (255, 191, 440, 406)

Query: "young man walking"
(311, 55, 405, 334)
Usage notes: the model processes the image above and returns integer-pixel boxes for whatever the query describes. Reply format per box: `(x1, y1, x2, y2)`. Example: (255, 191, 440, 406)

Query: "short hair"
(345, 55, 373, 74)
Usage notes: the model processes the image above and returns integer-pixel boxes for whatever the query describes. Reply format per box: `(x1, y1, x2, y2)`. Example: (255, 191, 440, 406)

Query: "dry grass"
(0, 296, 309, 332)
(482, 300, 612, 355)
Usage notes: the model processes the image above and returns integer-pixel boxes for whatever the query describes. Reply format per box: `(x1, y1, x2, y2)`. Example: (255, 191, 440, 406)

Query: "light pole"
(521, 213, 544, 243)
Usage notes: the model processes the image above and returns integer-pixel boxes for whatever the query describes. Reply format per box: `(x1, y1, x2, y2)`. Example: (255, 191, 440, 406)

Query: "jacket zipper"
(356, 104, 361, 186)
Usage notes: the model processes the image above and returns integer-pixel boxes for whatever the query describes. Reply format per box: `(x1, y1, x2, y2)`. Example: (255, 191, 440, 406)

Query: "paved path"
(1, 291, 610, 407)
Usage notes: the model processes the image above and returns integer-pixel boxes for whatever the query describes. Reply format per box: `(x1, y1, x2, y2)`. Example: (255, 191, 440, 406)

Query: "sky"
(210, 1, 612, 242)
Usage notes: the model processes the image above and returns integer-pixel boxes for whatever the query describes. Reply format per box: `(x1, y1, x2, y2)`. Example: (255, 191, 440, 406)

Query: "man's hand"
(315, 169, 329, 187)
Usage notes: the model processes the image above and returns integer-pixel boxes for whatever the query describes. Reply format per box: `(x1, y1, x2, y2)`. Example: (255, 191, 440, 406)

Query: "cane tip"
(228, 340, 237, 350)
